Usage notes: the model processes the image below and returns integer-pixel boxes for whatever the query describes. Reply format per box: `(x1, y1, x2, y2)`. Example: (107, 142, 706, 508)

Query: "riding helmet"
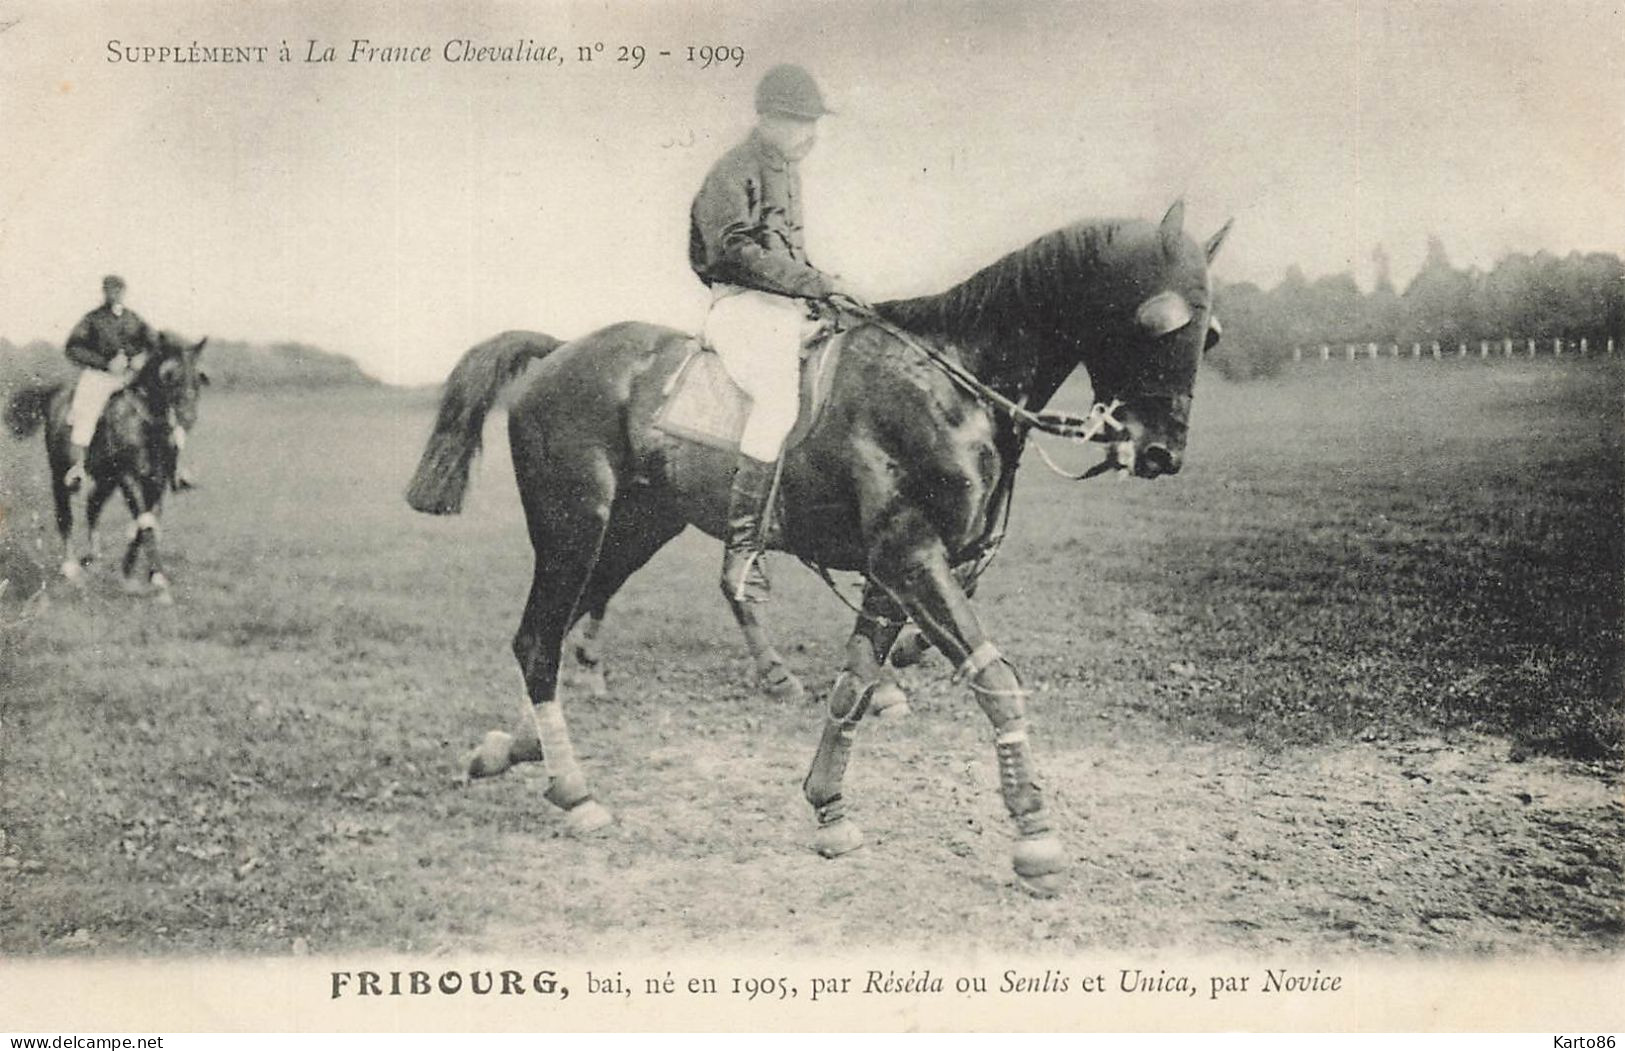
(755, 64, 834, 119)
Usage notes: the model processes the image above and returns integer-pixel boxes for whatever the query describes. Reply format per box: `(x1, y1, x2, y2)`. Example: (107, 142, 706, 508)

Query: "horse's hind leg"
(801, 582, 908, 856)
(472, 490, 684, 776)
(727, 599, 806, 702)
(562, 605, 611, 699)
(568, 494, 684, 698)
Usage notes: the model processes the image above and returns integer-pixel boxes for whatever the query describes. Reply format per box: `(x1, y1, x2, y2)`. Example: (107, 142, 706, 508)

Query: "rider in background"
(689, 63, 864, 604)
(62, 274, 192, 492)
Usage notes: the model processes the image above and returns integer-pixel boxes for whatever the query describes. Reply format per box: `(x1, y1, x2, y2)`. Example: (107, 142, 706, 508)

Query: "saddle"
(650, 325, 846, 453)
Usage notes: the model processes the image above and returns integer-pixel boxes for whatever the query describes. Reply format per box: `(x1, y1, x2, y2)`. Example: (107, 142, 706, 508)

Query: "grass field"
(1, 359, 1620, 956)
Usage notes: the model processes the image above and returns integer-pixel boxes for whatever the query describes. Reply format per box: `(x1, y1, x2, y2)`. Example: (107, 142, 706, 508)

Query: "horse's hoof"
(812, 818, 865, 858)
(59, 561, 84, 584)
(868, 680, 911, 719)
(1016, 871, 1064, 899)
(564, 798, 614, 835)
(889, 627, 933, 668)
(759, 665, 806, 703)
(1013, 834, 1066, 880)
(563, 659, 609, 698)
(465, 731, 515, 780)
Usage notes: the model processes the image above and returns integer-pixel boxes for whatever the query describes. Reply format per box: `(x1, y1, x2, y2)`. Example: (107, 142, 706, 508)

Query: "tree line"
(1211, 239, 1625, 379)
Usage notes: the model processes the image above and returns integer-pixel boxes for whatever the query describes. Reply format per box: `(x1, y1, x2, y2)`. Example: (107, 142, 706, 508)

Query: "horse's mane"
(879, 219, 1130, 339)
(128, 331, 195, 400)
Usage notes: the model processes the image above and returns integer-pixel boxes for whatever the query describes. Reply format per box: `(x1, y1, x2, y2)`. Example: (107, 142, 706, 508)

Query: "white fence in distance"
(1292, 337, 1618, 362)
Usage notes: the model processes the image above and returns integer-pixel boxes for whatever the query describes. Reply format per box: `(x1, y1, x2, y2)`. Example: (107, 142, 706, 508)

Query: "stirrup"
(722, 548, 771, 603)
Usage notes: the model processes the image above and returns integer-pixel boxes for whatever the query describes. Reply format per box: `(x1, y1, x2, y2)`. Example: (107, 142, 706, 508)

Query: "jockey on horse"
(690, 64, 866, 605)
(62, 274, 193, 494)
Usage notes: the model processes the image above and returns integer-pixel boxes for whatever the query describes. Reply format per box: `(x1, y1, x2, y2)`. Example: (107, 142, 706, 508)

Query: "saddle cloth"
(651, 328, 845, 452)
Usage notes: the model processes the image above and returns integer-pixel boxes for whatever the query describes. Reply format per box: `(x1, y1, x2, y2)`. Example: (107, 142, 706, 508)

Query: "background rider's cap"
(102, 274, 126, 292)
(754, 64, 835, 119)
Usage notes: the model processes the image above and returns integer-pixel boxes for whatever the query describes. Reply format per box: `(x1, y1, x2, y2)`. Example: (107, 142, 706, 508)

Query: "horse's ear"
(193, 337, 208, 356)
(1204, 219, 1234, 263)
(1159, 199, 1186, 256)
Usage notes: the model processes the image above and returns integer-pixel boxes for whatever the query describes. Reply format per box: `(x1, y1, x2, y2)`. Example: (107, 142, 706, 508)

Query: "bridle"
(800, 304, 1158, 619)
(842, 303, 1141, 482)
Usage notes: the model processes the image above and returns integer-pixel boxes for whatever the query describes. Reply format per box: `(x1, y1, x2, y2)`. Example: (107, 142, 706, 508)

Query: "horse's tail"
(4, 384, 60, 440)
(406, 329, 566, 515)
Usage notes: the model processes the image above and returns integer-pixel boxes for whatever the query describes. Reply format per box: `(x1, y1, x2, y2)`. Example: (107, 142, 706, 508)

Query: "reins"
(845, 305, 1125, 446)
(797, 303, 1130, 622)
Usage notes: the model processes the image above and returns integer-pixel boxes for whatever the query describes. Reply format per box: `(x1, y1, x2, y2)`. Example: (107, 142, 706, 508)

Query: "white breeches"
(704, 286, 809, 462)
(67, 368, 122, 446)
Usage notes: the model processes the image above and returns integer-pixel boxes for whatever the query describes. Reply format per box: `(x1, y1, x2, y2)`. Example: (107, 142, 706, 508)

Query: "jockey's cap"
(102, 274, 126, 292)
(755, 64, 833, 120)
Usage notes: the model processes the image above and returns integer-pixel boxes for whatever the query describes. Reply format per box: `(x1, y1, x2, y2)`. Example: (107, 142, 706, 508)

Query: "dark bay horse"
(407, 202, 1230, 894)
(5, 333, 208, 602)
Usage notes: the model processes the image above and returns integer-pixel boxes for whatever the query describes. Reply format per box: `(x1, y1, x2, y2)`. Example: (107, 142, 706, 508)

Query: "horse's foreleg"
(728, 599, 806, 702)
(117, 479, 171, 603)
(865, 512, 1065, 896)
(83, 482, 115, 566)
(51, 471, 82, 583)
(801, 582, 906, 857)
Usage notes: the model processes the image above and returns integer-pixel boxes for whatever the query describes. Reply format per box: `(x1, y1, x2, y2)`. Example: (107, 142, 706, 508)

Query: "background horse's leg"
(116, 478, 171, 603)
(728, 600, 806, 702)
(862, 508, 1066, 896)
(83, 481, 116, 567)
(50, 467, 82, 583)
(801, 582, 907, 856)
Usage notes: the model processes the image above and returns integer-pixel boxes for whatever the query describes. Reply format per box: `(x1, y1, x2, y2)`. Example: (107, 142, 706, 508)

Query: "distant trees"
(0, 336, 378, 391)
(1210, 239, 1625, 380)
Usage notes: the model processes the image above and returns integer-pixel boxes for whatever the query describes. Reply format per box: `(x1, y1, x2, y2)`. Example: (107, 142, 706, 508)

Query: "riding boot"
(720, 454, 777, 603)
(62, 442, 89, 494)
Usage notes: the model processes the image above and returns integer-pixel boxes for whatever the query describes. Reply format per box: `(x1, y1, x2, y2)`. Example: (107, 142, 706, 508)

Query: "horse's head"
(136, 333, 210, 429)
(1082, 201, 1231, 479)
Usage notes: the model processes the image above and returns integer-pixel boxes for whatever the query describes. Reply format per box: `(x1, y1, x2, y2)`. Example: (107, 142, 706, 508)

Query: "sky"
(1, 0, 1620, 384)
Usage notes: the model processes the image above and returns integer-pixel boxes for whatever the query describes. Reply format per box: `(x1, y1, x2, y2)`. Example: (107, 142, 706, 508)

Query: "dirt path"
(441, 701, 1622, 957)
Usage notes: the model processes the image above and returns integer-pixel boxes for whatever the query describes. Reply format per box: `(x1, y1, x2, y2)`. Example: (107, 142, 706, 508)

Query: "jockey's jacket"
(688, 129, 836, 299)
(65, 304, 155, 371)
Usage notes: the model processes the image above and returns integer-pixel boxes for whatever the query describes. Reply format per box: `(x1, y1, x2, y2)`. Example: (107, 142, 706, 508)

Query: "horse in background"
(407, 202, 1230, 895)
(5, 333, 209, 603)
